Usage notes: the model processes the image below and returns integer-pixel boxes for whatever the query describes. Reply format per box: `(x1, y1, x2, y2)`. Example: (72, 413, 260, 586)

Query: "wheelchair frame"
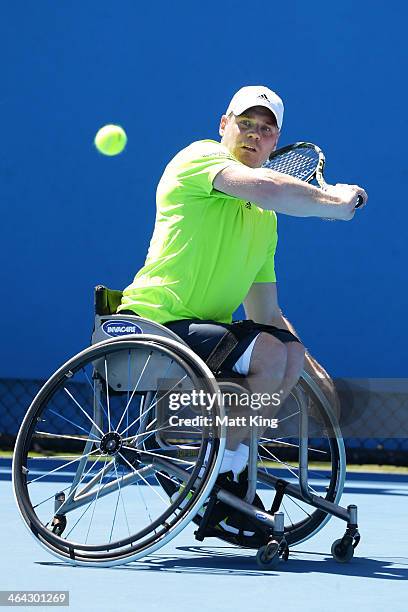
(12, 286, 360, 569)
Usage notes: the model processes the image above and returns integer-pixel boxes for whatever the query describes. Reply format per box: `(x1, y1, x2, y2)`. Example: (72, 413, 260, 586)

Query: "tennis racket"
(263, 142, 363, 208)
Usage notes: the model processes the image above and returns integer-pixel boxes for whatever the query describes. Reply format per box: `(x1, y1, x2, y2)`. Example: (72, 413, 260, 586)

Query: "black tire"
(331, 538, 354, 563)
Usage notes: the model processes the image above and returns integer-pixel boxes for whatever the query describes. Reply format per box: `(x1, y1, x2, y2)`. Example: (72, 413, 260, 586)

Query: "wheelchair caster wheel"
(50, 515, 67, 537)
(331, 538, 354, 563)
(256, 541, 283, 569)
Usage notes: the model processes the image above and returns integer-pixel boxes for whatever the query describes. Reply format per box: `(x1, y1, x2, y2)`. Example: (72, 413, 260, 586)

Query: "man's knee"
(248, 332, 287, 382)
(282, 342, 306, 391)
(286, 341, 306, 372)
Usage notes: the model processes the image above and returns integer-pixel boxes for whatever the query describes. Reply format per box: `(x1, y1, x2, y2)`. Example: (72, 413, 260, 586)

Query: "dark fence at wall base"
(1, 377, 407, 465)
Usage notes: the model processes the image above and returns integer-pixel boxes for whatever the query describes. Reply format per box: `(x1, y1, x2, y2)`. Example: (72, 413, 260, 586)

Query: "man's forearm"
(257, 169, 345, 218)
(215, 166, 347, 219)
(214, 165, 364, 220)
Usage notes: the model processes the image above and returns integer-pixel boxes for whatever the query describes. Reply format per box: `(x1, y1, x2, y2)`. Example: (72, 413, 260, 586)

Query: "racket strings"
(264, 148, 319, 181)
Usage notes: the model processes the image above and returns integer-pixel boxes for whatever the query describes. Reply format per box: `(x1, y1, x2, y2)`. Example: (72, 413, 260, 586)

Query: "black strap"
(205, 330, 239, 372)
(203, 319, 293, 373)
(231, 319, 292, 339)
(270, 479, 289, 514)
(194, 494, 219, 541)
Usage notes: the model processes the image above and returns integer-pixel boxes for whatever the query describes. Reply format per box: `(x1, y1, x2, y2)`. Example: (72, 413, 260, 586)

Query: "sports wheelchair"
(12, 286, 360, 568)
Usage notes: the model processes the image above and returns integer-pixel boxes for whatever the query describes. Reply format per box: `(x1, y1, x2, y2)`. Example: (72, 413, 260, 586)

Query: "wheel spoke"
(119, 371, 189, 437)
(28, 454, 87, 461)
(115, 351, 153, 432)
(258, 443, 320, 496)
(63, 387, 104, 437)
(112, 462, 131, 539)
(257, 452, 314, 524)
(35, 432, 98, 445)
(104, 358, 111, 431)
(260, 436, 333, 481)
(47, 408, 101, 440)
(108, 469, 122, 543)
(32, 455, 102, 510)
(65, 457, 107, 541)
(260, 436, 328, 455)
(83, 369, 109, 423)
(276, 409, 300, 424)
(117, 452, 169, 505)
(27, 448, 100, 485)
(135, 468, 154, 527)
(132, 447, 196, 467)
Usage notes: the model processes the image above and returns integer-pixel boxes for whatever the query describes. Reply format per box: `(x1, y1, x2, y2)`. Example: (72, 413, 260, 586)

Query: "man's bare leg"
(230, 336, 305, 446)
(255, 340, 305, 443)
(225, 332, 288, 450)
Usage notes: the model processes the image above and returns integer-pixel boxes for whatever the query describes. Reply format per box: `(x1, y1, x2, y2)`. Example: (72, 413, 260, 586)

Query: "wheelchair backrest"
(92, 285, 191, 392)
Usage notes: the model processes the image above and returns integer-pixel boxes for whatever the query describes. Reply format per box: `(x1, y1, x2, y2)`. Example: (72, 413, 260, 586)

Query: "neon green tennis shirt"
(118, 140, 278, 324)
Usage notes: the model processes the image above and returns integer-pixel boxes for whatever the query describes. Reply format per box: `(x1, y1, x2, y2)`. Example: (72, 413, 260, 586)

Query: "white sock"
(231, 443, 249, 481)
(199, 445, 234, 477)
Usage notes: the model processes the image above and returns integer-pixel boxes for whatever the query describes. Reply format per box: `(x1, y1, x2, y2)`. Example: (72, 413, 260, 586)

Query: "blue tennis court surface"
(2, 461, 407, 612)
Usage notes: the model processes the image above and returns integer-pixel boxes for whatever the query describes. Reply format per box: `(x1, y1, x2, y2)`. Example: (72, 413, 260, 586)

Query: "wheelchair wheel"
(256, 371, 346, 546)
(12, 335, 226, 567)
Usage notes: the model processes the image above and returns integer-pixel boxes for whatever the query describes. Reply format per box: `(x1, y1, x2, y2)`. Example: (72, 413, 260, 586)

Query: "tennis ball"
(94, 124, 127, 156)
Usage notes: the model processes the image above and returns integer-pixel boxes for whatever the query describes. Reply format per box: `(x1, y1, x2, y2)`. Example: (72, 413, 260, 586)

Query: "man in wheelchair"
(13, 86, 366, 566)
(118, 86, 365, 480)
(113, 87, 367, 543)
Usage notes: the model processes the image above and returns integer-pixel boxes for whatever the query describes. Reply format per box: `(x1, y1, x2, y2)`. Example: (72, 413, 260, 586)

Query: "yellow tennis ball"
(94, 124, 127, 156)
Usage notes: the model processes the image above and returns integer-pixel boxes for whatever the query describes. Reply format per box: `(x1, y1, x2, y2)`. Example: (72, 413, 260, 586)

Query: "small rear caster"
(256, 539, 289, 569)
(331, 538, 354, 563)
(332, 508, 360, 563)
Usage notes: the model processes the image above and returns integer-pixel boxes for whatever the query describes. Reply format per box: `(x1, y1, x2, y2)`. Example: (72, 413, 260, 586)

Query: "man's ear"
(219, 114, 228, 137)
(271, 130, 281, 152)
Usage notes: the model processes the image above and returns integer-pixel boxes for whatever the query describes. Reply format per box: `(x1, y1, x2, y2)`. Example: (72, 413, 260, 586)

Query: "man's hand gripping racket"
(263, 142, 367, 218)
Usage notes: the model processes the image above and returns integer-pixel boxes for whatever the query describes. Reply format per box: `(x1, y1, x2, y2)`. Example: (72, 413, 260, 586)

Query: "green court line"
(1, 450, 407, 472)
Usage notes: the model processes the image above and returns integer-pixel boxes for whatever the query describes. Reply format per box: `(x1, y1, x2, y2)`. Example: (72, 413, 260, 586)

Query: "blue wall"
(1, 0, 406, 379)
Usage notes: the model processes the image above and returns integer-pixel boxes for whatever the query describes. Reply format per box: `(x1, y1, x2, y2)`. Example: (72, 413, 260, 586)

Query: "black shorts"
(163, 319, 300, 374)
(120, 311, 300, 374)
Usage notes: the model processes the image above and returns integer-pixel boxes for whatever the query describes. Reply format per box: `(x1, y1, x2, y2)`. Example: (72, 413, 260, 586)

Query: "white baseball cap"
(225, 85, 284, 130)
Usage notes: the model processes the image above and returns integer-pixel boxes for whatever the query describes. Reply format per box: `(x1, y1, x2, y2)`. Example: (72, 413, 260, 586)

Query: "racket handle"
(355, 195, 363, 209)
